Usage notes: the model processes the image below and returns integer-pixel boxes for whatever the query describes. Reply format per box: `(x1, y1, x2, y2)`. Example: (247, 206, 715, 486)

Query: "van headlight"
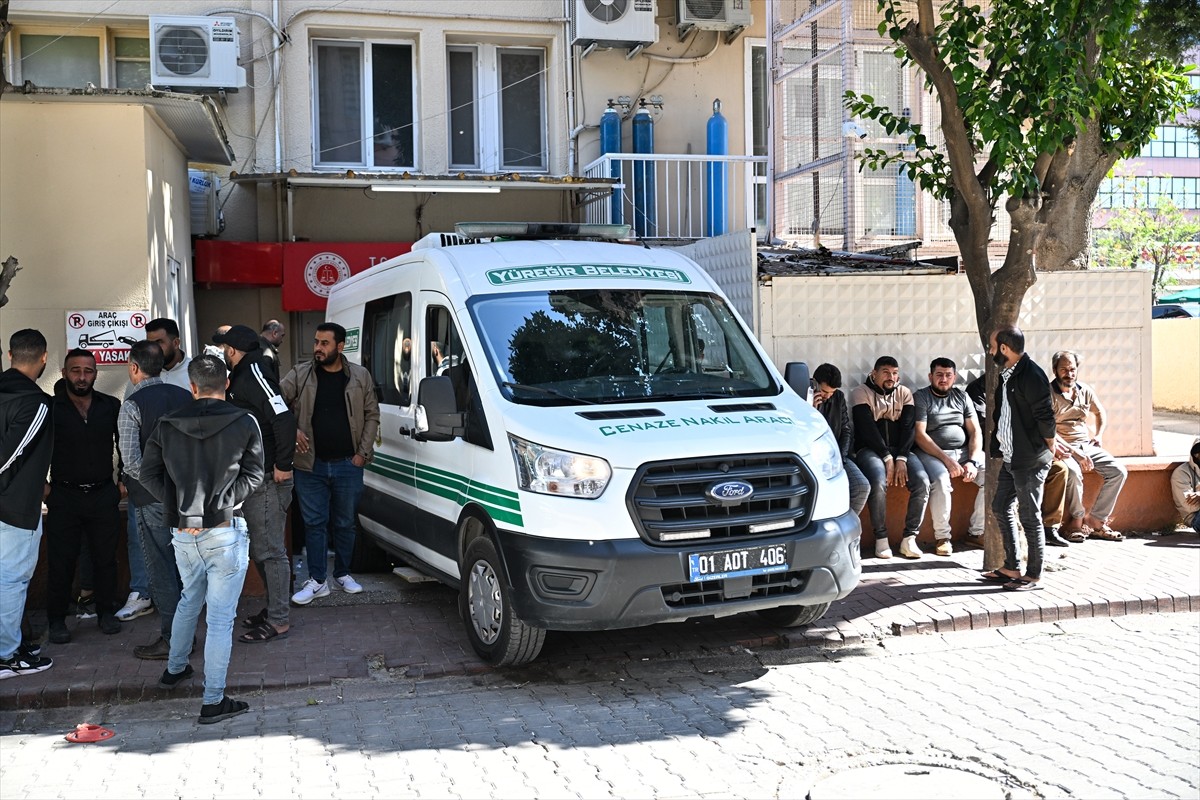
(809, 429, 844, 481)
(509, 435, 611, 499)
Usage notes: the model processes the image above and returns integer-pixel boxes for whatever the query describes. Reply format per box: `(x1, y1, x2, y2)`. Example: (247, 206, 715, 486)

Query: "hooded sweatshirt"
(139, 397, 266, 529)
(1171, 438, 1200, 526)
(849, 374, 916, 459)
(0, 368, 53, 529)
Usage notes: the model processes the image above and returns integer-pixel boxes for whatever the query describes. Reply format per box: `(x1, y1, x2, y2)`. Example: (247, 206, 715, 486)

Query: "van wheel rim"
(467, 560, 503, 645)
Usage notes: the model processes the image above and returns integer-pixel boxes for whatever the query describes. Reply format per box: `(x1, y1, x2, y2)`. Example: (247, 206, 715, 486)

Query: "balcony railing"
(581, 153, 767, 240)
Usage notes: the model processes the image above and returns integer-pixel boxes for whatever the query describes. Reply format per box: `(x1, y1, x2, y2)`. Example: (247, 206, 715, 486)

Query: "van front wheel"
(460, 537, 545, 667)
(756, 602, 831, 628)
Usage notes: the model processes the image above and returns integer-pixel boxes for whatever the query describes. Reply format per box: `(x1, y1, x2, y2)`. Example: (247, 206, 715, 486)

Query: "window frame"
(310, 36, 419, 171)
(7, 24, 149, 89)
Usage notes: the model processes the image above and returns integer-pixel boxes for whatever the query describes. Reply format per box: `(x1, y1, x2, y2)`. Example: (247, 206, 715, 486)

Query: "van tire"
(756, 602, 831, 628)
(460, 536, 545, 666)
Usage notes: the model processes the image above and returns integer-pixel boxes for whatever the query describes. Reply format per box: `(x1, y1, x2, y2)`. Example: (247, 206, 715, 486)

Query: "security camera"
(843, 120, 868, 139)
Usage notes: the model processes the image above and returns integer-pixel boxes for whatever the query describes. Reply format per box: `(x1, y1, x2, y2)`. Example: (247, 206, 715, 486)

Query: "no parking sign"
(65, 310, 150, 364)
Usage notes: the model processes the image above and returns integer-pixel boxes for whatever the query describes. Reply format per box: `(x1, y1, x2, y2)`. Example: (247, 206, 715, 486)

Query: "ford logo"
(706, 479, 755, 506)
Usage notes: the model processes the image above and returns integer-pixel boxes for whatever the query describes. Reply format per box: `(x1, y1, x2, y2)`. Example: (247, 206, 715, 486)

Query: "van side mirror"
(783, 362, 810, 400)
(415, 376, 464, 442)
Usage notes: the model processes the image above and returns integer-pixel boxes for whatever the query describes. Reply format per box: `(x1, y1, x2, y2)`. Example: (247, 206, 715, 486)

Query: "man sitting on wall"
(810, 363, 869, 516)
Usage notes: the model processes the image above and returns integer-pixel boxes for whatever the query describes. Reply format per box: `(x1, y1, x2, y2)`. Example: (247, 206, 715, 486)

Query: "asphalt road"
(2, 612, 1197, 799)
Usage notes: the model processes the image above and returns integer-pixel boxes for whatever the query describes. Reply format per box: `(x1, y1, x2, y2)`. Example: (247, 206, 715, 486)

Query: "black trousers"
(45, 482, 121, 621)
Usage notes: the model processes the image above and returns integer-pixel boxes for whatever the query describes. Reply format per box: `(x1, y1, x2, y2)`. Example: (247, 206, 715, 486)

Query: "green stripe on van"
(368, 453, 523, 527)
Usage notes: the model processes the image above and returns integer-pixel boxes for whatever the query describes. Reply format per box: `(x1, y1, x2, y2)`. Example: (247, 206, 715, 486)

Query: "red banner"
(282, 242, 413, 311)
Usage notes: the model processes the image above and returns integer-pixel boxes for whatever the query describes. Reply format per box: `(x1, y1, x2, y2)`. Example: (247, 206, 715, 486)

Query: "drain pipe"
(564, 0, 579, 175)
(273, 0, 283, 173)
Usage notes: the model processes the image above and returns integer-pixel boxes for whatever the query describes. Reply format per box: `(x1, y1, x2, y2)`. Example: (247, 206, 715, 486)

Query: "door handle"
(399, 426, 412, 437)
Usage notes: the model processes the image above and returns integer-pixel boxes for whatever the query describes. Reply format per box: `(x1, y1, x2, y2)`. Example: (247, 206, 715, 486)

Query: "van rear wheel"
(756, 602, 831, 628)
(460, 536, 545, 667)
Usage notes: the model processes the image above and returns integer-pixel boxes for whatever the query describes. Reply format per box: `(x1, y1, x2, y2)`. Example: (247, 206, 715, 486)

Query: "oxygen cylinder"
(895, 106, 916, 236)
(600, 100, 623, 225)
(705, 99, 728, 237)
(632, 100, 656, 238)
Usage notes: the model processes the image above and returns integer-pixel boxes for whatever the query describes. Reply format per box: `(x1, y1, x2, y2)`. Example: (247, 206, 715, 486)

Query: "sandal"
(1063, 529, 1087, 543)
(238, 621, 288, 644)
(1003, 578, 1042, 592)
(980, 570, 1020, 583)
(1088, 526, 1125, 541)
(240, 608, 268, 629)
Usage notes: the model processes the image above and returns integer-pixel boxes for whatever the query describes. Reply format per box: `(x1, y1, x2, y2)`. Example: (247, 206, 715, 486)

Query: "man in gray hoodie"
(1171, 439, 1200, 533)
(140, 355, 265, 724)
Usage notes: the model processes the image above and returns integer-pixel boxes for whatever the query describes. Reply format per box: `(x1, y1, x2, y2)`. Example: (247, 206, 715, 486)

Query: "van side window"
(361, 292, 413, 406)
(426, 305, 492, 450)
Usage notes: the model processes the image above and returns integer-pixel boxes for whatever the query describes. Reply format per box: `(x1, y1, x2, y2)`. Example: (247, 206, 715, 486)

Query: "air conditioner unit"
(150, 15, 246, 89)
(677, 0, 752, 37)
(571, 0, 659, 50)
(188, 169, 220, 237)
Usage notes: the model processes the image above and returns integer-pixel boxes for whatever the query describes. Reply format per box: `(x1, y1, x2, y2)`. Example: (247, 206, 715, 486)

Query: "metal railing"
(581, 153, 767, 240)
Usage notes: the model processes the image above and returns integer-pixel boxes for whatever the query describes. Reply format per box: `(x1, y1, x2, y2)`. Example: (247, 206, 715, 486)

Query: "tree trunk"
(1034, 123, 1122, 272)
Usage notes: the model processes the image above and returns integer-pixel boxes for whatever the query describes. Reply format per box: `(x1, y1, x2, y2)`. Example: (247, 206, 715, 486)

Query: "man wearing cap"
(212, 325, 296, 643)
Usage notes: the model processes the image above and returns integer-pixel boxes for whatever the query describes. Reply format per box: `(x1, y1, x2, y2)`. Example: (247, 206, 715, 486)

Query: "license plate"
(687, 544, 789, 582)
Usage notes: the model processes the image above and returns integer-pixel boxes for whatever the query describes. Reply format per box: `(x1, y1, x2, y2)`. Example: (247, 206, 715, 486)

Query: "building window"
(446, 44, 546, 172)
(1098, 176, 1200, 210)
(1139, 126, 1199, 159)
(14, 30, 148, 89)
(313, 40, 415, 169)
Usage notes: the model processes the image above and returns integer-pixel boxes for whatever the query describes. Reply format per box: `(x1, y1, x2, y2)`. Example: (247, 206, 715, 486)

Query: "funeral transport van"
(326, 223, 861, 666)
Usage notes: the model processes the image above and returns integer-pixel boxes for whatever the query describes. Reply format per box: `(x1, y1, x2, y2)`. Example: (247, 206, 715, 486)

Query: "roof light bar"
(454, 222, 631, 240)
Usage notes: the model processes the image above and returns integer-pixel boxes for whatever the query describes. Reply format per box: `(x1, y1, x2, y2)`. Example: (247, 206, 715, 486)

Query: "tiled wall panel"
(758, 271, 1153, 456)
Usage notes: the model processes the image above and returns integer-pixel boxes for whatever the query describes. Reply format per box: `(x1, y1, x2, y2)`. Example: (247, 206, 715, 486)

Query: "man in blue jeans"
(281, 323, 380, 605)
(141, 355, 264, 724)
(982, 325, 1067, 592)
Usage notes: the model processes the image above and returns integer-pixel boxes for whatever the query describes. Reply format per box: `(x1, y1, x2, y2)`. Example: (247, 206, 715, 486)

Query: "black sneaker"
(75, 593, 97, 620)
(48, 619, 71, 644)
(98, 613, 121, 635)
(198, 696, 249, 725)
(0, 651, 54, 680)
(19, 640, 41, 659)
(158, 664, 194, 689)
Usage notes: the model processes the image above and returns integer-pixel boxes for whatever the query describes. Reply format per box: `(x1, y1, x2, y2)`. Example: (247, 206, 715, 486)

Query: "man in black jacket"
(213, 325, 296, 644)
(811, 363, 869, 516)
(983, 325, 1066, 591)
(0, 329, 54, 679)
(142, 355, 265, 724)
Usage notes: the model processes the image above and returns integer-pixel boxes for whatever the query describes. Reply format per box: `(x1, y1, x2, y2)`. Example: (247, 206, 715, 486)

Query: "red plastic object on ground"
(64, 723, 114, 743)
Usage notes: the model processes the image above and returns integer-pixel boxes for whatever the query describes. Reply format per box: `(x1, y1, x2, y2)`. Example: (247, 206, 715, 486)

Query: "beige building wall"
(1152, 319, 1200, 413)
(0, 100, 192, 398)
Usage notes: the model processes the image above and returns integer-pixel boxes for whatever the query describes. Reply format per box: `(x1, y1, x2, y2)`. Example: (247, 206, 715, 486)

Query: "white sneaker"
(875, 539, 892, 559)
(116, 592, 155, 621)
(336, 574, 363, 594)
(899, 535, 923, 559)
(291, 578, 329, 606)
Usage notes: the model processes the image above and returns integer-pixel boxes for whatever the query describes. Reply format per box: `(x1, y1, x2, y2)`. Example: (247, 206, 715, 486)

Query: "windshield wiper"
(501, 382, 599, 405)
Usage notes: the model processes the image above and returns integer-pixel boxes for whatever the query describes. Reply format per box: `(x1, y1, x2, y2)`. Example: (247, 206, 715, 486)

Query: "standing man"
(850, 356, 931, 560)
(0, 330, 55, 679)
(44, 349, 123, 643)
(144, 318, 192, 391)
(912, 357, 985, 556)
(282, 323, 380, 604)
(1050, 350, 1128, 541)
(259, 320, 286, 378)
(119, 340, 194, 659)
(142, 356, 265, 724)
(810, 363, 869, 516)
(213, 325, 296, 644)
(982, 325, 1063, 591)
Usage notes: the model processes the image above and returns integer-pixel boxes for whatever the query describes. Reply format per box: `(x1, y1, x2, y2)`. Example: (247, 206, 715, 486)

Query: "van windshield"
(469, 289, 778, 405)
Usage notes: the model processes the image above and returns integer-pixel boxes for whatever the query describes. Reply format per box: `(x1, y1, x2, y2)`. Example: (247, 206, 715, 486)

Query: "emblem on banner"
(303, 252, 351, 297)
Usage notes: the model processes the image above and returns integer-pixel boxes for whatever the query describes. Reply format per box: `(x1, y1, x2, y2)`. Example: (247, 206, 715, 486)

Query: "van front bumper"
(493, 510, 861, 631)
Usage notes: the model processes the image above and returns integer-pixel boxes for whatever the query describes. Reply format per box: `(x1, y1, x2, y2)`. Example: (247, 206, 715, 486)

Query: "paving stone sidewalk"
(3, 530, 1196, 711)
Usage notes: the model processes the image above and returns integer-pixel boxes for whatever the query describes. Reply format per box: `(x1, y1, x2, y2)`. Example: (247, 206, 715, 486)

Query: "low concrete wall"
(1152, 318, 1200, 413)
(865, 458, 1183, 549)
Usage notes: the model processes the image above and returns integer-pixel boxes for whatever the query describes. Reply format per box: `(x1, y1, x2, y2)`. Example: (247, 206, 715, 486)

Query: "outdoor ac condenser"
(676, 0, 752, 38)
(150, 15, 247, 89)
(571, 0, 659, 49)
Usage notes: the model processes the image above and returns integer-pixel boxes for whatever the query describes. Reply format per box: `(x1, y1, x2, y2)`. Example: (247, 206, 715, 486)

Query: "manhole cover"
(809, 764, 1009, 799)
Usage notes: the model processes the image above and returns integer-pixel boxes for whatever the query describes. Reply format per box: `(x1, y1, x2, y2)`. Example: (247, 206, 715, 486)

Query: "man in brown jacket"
(281, 323, 380, 604)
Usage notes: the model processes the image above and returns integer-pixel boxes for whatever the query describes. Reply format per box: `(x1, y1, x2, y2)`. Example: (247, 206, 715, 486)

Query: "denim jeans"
(993, 459, 1051, 579)
(243, 478, 293, 627)
(0, 519, 43, 660)
(168, 520, 250, 705)
(854, 450, 931, 539)
(125, 498, 150, 597)
(1063, 444, 1128, 522)
(135, 502, 182, 642)
(843, 458, 870, 516)
(295, 459, 365, 583)
(914, 448, 985, 539)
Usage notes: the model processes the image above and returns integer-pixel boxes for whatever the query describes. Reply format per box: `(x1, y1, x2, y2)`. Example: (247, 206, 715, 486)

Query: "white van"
(326, 223, 861, 666)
